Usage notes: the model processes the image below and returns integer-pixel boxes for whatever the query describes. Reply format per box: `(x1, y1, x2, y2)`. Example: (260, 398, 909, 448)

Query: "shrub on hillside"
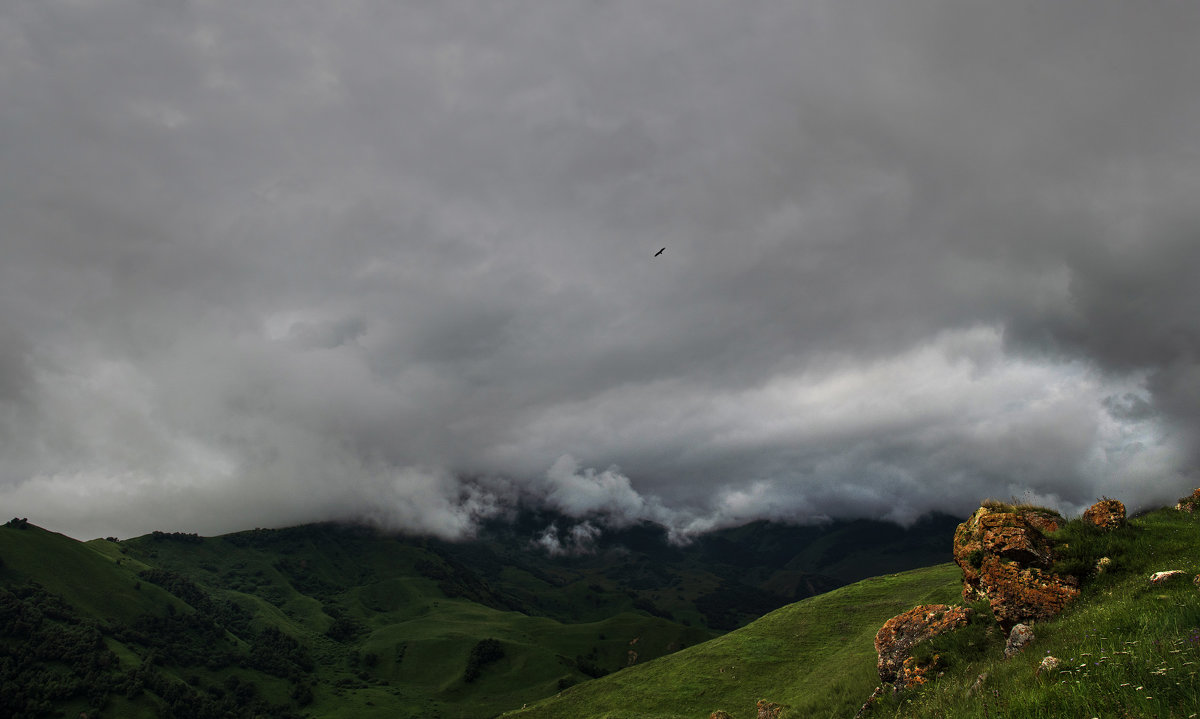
(325, 616, 363, 642)
(464, 638, 505, 683)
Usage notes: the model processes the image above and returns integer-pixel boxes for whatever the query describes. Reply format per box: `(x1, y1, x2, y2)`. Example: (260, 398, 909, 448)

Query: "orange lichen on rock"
(755, 700, 783, 719)
(953, 502, 1079, 628)
(954, 505, 1058, 601)
(874, 604, 972, 687)
(1082, 499, 1126, 530)
(897, 653, 941, 689)
(980, 557, 1079, 629)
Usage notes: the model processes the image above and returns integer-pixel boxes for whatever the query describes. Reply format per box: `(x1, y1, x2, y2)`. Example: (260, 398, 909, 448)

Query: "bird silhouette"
(654, 247, 665, 257)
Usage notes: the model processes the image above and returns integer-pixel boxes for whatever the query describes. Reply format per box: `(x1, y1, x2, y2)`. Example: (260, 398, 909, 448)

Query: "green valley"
(0, 512, 954, 718)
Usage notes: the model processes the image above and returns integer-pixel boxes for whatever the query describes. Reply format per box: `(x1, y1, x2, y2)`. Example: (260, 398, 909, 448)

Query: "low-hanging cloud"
(1, 0, 1198, 540)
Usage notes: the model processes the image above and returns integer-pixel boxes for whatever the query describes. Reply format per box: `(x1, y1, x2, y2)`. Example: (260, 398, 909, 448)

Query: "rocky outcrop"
(953, 503, 1078, 628)
(1082, 499, 1125, 530)
(954, 504, 1058, 600)
(1175, 488, 1200, 512)
(755, 700, 783, 719)
(709, 711, 733, 719)
(874, 604, 972, 688)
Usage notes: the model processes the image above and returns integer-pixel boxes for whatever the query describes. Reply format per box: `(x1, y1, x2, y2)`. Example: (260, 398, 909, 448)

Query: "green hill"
(504, 505, 1200, 719)
(4, 504, 1196, 718)
(0, 512, 954, 718)
(1, 521, 711, 719)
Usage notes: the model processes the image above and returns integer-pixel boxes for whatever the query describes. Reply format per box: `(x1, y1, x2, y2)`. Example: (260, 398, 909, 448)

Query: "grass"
(501, 564, 963, 719)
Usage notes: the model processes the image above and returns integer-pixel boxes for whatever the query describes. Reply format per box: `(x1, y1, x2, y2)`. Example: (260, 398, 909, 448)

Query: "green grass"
(502, 564, 963, 719)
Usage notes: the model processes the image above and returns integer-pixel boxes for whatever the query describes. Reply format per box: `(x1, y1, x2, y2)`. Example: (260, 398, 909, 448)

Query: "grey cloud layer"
(1, 0, 1197, 539)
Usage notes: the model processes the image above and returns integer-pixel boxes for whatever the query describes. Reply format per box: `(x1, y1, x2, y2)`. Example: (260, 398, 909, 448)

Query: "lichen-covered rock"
(954, 505, 1060, 601)
(897, 653, 941, 689)
(981, 556, 1079, 629)
(1082, 499, 1125, 530)
(1094, 556, 1112, 574)
(1018, 510, 1063, 535)
(874, 604, 972, 687)
(953, 503, 1078, 628)
(1004, 623, 1034, 658)
(710, 711, 734, 719)
(755, 699, 783, 719)
(1175, 488, 1200, 512)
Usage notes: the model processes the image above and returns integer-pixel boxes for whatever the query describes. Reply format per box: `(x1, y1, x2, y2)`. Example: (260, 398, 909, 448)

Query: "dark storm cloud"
(1, 0, 1197, 539)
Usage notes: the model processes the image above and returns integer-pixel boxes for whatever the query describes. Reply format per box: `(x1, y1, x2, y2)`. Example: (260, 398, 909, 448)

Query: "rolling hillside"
(503, 505, 1200, 719)
(0, 512, 956, 718)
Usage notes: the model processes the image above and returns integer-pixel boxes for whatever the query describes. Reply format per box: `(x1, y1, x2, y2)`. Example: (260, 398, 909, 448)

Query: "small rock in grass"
(1004, 623, 1034, 658)
(756, 700, 783, 719)
(967, 672, 989, 695)
(1150, 570, 1186, 584)
(853, 687, 884, 719)
(1035, 655, 1060, 676)
(710, 712, 733, 719)
(1094, 556, 1112, 574)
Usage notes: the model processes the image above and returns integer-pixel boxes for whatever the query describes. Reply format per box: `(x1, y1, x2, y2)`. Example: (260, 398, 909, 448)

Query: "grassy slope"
(507, 507, 1200, 719)
(879, 507, 1200, 719)
(503, 564, 962, 719)
(0, 523, 184, 622)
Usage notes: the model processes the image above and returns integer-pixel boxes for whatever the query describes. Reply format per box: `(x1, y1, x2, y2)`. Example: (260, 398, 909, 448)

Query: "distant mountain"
(461, 509, 962, 629)
(0, 511, 959, 718)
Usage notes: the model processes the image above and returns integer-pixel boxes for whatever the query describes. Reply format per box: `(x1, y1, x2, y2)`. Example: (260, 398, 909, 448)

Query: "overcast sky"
(3, 0, 1199, 541)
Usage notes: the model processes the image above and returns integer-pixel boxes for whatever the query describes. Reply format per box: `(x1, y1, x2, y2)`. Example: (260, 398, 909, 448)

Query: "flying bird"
(654, 247, 666, 257)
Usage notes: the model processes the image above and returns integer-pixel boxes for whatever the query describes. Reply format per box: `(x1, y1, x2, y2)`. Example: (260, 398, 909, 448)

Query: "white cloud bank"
(1, 1, 1197, 539)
